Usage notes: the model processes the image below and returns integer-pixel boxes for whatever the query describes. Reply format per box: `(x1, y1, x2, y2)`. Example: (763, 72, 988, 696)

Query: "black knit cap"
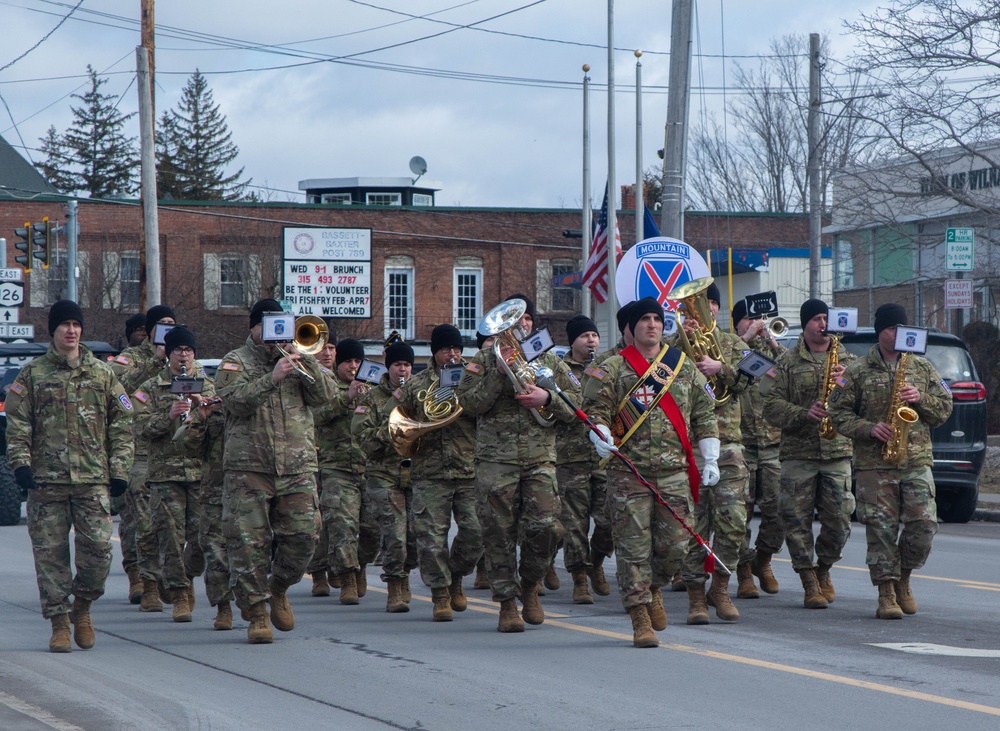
(48, 299, 84, 335)
(431, 324, 463, 354)
(164, 325, 196, 356)
(385, 341, 415, 366)
(505, 293, 535, 321)
(616, 302, 633, 334)
(335, 338, 365, 366)
(323, 318, 337, 345)
(125, 313, 145, 340)
(706, 281, 722, 306)
(145, 304, 175, 336)
(566, 314, 598, 345)
(799, 298, 829, 329)
(628, 297, 664, 333)
(249, 298, 282, 329)
(476, 331, 489, 349)
(731, 299, 748, 327)
(874, 303, 908, 334)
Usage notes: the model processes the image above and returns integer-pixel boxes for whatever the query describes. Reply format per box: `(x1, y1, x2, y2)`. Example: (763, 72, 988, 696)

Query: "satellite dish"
(409, 155, 427, 184)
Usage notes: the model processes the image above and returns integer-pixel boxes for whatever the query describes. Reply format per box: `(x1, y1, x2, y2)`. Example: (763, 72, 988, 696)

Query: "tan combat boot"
(543, 565, 560, 591)
(520, 581, 545, 625)
(213, 601, 233, 631)
(311, 572, 331, 597)
(895, 569, 917, 615)
(686, 583, 710, 625)
(139, 579, 163, 612)
(648, 586, 667, 631)
(71, 598, 95, 649)
(707, 572, 739, 621)
(386, 578, 409, 613)
(587, 551, 611, 596)
(628, 605, 659, 648)
(329, 570, 342, 589)
(474, 560, 490, 590)
(247, 602, 273, 644)
(571, 570, 594, 605)
(751, 551, 779, 594)
(268, 577, 295, 631)
(185, 579, 196, 611)
(401, 573, 412, 604)
(497, 598, 525, 633)
(876, 581, 904, 620)
(339, 571, 359, 605)
(49, 614, 71, 653)
(171, 588, 192, 623)
(431, 587, 453, 622)
(126, 565, 143, 605)
(356, 564, 368, 597)
(736, 562, 760, 599)
(816, 562, 836, 603)
(798, 568, 829, 609)
(449, 574, 467, 612)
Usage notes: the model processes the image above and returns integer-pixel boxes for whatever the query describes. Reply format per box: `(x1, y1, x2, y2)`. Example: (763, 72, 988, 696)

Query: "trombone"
(276, 315, 329, 385)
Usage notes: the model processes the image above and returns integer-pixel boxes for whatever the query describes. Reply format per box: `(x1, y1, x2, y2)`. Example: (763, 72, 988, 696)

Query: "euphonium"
(388, 361, 465, 458)
(882, 352, 919, 466)
(478, 298, 556, 427)
(666, 276, 731, 405)
(276, 315, 329, 385)
(818, 334, 840, 440)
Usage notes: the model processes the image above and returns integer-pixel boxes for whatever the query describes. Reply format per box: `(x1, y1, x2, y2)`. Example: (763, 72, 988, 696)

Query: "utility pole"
(606, 0, 617, 326)
(635, 50, 644, 243)
(137, 46, 161, 305)
(66, 200, 78, 302)
(807, 32, 822, 300)
(581, 65, 592, 319)
(659, 0, 692, 240)
(139, 0, 156, 307)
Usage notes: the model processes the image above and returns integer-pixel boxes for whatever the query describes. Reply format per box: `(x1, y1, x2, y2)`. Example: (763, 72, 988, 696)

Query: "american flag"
(582, 184, 622, 304)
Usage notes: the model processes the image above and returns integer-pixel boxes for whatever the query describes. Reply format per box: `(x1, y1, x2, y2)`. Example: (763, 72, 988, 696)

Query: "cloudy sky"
(1, 0, 883, 208)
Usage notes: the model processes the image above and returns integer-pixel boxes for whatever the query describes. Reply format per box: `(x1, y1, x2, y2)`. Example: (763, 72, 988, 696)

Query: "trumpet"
(759, 315, 788, 340)
(276, 315, 329, 385)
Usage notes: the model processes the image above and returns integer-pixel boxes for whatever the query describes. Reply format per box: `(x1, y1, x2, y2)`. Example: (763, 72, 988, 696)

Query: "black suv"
(778, 328, 986, 523)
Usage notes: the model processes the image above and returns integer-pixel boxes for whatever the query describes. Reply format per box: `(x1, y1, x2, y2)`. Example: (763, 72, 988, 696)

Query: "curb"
(973, 507, 1000, 523)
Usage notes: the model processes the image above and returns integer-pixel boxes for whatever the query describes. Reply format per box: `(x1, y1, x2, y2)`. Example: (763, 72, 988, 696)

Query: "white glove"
(698, 437, 721, 487)
(589, 424, 619, 459)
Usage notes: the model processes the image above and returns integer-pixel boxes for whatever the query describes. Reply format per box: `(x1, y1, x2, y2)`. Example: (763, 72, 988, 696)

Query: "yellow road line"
(773, 557, 1000, 591)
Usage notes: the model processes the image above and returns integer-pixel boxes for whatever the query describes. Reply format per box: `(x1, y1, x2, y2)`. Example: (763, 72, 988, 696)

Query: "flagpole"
(582, 64, 593, 319)
(635, 49, 644, 244)
(606, 0, 618, 339)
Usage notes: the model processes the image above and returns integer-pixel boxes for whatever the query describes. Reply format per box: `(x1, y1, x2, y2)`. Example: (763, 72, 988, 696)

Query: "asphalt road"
(1, 518, 998, 731)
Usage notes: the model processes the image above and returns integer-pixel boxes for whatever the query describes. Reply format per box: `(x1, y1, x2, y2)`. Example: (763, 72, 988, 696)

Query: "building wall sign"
(282, 227, 372, 318)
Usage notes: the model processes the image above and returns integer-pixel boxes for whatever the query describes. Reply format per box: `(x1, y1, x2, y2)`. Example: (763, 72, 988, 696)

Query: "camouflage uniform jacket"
(738, 339, 784, 448)
(110, 338, 161, 459)
(314, 369, 365, 474)
(582, 351, 718, 478)
(593, 339, 625, 366)
(200, 412, 226, 503)
(762, 335, 855, 461)
(134, 364, 216, 484)
(6, 344, 134, 484)
(215, 336, 333, 475)
(380, 365, 476, 480)
(828, 345, 952, 470)
(455, 348, 579, 465)
(555, 353, 597, 466)
(352, 373, 408, 482)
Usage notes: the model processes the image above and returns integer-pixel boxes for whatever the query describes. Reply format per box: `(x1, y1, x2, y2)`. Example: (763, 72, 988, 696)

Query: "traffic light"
(31, 217, 50, 269)
(14, 222, 31, 272)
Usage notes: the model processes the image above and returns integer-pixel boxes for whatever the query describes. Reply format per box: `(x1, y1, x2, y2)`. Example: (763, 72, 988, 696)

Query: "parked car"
(777, 328, 986, 523)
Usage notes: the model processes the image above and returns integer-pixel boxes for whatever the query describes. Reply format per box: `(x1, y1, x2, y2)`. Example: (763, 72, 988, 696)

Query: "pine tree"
(157, 70, 251, 201)
(60, 66, 138, 198)
(37, 125, 75, 193)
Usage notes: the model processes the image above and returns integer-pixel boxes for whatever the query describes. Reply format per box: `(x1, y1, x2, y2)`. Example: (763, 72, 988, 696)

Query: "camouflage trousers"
(124, 459, 160, 582)
(116, 455, 146, 573)
(608, 467, 692, 610)
(367, 473, 418, 581)
(411, 477, 482, 589)
(475, 460, 564, 602)
(306, 471, 328, 576)
(682, 444, 749, 585)
(855, 466, 938, 584)
(223, 470, 318, 610)
(739, 444, 784, 564)
(150, 480, 205, 590)
(780, 458, 854, 571)
(313, 468, 379, 576)
(557, 462, 612, 571)
(27, 483, 113, 619)
(198, 497, 232, 607)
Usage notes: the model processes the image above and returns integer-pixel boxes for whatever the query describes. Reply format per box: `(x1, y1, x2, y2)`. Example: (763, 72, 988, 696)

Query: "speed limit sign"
(0, 281, 25, 307)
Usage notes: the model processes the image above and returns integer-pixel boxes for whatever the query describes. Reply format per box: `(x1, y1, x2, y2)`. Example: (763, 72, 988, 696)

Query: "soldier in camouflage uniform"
(380, 325, 482, 621)
(583, 297, 719, 647)
(456, 296, 578, 633)
(828, 303, 952, 619)
(675, 282, 751, 624)
(310, 338, 377, 605)
(762, 299, 856, 610)
(7, 300, 134, 652)
(305, 330, 338, 598)
(353, 341, 419, 613)
(731, 299, 786, 599)
(557, 315, 612, 604)
(110, 304, 176, 611)
(215, 299, 334, 644)
(134, 327, 214, 624)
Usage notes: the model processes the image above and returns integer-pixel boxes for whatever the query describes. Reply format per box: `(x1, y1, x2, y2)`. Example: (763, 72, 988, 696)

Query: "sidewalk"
(975, 491, 1000, 523)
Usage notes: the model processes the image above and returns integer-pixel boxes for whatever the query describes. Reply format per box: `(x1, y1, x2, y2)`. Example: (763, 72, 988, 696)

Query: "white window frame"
(412, 193, 433, 207)
(384, 265, 414, 340)
(453, 267, 483, 338)
(203, 253, 262, 311)
(321, 193, 351, 204)
(366, 192, 402, 206)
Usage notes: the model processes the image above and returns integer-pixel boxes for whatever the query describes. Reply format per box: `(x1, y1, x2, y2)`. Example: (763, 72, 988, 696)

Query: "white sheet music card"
(260, 313, 296, 342)
(522, 327, 554, 362)
(828, 308, 859, 334)
(356, 359, 387, 385)
(894, 326, 928, 354)
(737, 350, 777, 379)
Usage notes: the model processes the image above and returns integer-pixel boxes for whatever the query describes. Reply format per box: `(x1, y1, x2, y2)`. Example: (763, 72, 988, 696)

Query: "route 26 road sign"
(0, 281, 25, 307)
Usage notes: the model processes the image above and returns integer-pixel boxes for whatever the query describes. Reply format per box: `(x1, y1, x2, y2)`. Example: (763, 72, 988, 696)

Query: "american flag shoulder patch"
(354, 405, 368, 414)
(8, 382, 24, 395)
(465, 362, 482, 374)
(133, 390, 150, 404)
(584, 366, 606, 381)
(115, 355, 131, 365)
(835, 376, 847, 388)
(221, 362, 240, 371)
(392, 388, 404, 400)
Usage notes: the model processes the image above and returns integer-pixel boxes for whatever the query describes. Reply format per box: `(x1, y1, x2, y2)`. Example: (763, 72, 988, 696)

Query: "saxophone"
(818, 334, 840, 439)
(882, 352, 920, 466)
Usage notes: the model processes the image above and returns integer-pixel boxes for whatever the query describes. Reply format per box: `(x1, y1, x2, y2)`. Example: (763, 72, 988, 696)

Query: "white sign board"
(944, 278, 974, 309)
(282, 228, 372, 318)
(0, 281, 24, 308)
(0, 268, 23, 282)
(0, 308, 19, 323)
(0, 324, 34, 339)
(946, 227, 975, 271)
